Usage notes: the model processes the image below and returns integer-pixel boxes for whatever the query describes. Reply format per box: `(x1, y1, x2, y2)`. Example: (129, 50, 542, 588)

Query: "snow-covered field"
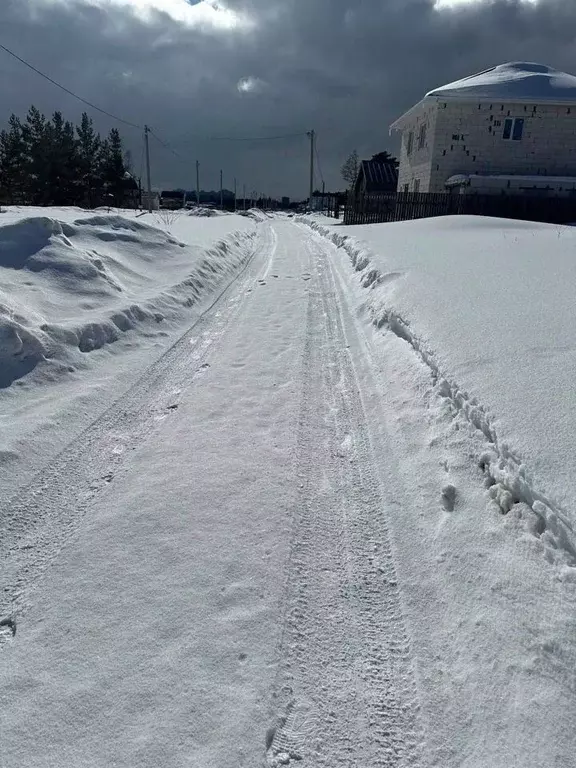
(0, 207, 257, 497)
(1, 209, 575, 767)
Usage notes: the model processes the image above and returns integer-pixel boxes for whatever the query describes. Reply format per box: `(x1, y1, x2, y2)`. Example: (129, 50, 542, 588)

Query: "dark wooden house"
(353, 159, 398, 196)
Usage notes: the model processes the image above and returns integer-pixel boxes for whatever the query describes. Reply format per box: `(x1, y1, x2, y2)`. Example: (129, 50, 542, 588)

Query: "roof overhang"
(389, 98, 434, 133)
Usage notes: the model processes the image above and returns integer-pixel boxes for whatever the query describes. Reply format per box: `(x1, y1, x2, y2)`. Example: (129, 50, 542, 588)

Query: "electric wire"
(0, 41, 142, 130)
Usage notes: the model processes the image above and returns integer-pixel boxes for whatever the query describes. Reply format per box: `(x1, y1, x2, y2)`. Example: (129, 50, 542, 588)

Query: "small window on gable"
(418, 123, 427, 150)
(406, 130, 414, 155)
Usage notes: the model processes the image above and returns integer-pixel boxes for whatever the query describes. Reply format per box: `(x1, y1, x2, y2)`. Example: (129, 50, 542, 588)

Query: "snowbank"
(302, 214, 576, 575)
(0, 211, 256, 389)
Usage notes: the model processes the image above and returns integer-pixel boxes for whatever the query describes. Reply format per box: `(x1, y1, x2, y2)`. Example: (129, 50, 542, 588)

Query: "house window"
(418, 123, 427, 150)
(503, 117, 524, 140)
(413, 179, 421, 193)
(406, 130, 414, 155)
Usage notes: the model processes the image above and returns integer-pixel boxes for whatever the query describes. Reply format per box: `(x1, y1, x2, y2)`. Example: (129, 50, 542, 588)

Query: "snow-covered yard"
(1, 208, 575, 768)
(305, 213, 576, 573)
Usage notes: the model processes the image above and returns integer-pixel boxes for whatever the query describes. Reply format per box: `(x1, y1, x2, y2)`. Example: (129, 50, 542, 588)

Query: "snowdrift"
(303, 214, 576, 576)
(0, 213, 256, 389)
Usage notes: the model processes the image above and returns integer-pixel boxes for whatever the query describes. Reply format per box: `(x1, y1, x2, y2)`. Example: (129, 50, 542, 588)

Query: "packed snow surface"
(426, 61, 576, 102)
(2, 211, 576, 768)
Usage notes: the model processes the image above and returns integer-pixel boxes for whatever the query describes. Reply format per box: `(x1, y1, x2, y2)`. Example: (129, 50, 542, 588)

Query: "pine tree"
(100, 127, 127, 206)
(21, 106, 56, 204)
(76, 112, 101, 207)
(47, 111, 79, 205)
(371, 150, 399, 169)
(0, 115, 27, 203)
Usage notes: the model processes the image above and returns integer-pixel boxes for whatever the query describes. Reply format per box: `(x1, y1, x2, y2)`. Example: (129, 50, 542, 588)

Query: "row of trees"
(0, 106, 137, 207)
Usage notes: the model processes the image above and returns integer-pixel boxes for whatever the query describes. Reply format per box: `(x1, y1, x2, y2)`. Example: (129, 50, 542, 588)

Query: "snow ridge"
(299, 217, 576, 574)
(0, 216, 257, 389)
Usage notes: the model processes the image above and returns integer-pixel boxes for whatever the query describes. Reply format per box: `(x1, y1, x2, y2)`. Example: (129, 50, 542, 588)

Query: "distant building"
(390, 62, 576, 195)
(141, 190, 160, 210)
(353, 158, 398, 196)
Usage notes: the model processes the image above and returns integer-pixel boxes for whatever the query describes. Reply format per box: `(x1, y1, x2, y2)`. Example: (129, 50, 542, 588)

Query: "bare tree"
(341, 150, 360, 187)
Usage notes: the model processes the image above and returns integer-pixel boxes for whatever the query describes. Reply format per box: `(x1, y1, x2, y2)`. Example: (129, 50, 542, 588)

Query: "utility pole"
(308, 129, 315, 210)
(144, 125, 152, 213)
(322, 180, 325, 212)
(234, 177, 237, 212)
(243, 184, 246, 211)
(196, 160, 200, 206)
(220, 170, 223, 210)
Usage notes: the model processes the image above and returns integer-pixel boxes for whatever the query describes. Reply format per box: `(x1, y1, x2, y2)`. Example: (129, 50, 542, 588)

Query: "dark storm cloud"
(2, 0, 576, 197)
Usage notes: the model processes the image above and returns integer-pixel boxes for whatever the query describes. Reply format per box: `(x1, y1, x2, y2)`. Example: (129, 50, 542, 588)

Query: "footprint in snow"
(0, 617, 16, 641)
(442, 484, 457, 512)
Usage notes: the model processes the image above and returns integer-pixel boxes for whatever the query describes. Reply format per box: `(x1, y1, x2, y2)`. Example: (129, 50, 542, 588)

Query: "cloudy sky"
(1, 0, 576, 197)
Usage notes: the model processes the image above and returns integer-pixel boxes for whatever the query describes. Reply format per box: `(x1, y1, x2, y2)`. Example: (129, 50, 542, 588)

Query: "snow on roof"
(391, 62, 576, 130)
(427, 62, 576, 103)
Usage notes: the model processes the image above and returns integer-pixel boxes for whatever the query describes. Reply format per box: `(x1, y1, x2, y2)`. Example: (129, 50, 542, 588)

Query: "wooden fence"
(344, 191, 576, 226)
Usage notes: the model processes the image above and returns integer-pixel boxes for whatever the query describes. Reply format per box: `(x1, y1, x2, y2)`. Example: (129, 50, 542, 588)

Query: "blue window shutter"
(512, 118, 524, 140)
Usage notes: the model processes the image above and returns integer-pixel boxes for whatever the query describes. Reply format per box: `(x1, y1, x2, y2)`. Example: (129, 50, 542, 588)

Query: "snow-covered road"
(1, 218, 575, 768)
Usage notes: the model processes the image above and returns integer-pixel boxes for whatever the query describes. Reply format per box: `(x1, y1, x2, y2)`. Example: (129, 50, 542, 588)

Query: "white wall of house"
(397, 100, 576, 193)
(397, 103, 439, 193)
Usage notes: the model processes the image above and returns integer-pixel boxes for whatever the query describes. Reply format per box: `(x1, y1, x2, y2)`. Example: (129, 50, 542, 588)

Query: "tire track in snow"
(0, 224, 276, 640)
(267, 232, 422, 766)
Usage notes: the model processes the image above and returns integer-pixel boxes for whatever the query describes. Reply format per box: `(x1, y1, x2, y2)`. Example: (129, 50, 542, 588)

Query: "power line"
(148, 128, 184, 159)
(210, 131, 308, 142)
(168, 130, 308, 146)
(0, 41, 142, 130)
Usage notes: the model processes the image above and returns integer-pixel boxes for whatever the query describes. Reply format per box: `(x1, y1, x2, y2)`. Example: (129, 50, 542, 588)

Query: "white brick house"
(390, 62, 576, 194)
